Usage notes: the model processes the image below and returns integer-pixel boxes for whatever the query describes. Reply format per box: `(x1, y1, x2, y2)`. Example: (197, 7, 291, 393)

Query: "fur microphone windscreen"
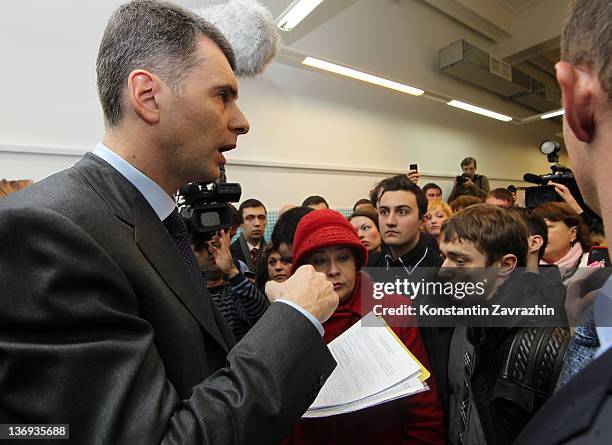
(195, 0, 282, 77)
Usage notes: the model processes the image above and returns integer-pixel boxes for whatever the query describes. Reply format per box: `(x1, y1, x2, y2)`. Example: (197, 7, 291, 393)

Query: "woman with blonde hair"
(424, 200, 452, 238)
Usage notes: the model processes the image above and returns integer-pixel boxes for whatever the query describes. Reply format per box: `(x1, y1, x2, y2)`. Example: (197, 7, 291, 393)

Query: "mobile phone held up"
(409, 163, 418, 172)
(588, 246, 611, 267)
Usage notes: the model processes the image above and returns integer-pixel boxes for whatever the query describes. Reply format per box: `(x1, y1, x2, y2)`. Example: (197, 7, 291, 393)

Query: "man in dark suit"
(516, 0, 612, 443)
(231, 198, 268, 285)
(0, 1, 338, 444)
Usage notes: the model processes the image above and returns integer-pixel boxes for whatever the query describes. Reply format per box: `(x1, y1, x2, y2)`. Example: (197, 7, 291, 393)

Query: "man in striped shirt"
(193, 229, 269, 340)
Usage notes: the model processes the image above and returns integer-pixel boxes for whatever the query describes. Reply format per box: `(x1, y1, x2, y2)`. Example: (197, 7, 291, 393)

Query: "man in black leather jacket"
(436, 205, 569, 444)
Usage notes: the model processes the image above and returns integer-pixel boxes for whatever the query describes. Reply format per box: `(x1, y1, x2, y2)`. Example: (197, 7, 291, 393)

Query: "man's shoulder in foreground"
(515, 346, 612, 444)
(0, 153, 134, 217)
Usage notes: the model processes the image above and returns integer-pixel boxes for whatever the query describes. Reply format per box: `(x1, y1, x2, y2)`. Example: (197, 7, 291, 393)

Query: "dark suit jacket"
(230, 234, 267, 288)
(515, 346, 612, 444)
(0, 153, 335, 444)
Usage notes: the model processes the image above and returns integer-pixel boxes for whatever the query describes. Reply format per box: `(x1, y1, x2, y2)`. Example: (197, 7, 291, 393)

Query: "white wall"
(0, 0, 564, 209)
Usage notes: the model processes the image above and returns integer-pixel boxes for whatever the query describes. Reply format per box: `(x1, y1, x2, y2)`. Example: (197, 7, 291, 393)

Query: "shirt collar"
(92, 142, 176, 221)
(386, 237, 427, 266)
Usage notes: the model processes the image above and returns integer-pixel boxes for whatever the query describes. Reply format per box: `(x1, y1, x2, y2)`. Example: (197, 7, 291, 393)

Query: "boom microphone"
(195, 0, 281, 77)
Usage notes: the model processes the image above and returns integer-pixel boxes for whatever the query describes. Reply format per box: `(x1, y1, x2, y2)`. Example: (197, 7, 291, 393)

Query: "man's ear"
(497, 254, 518, 277)
(127, 69, 161, 124)
(556, 61, 596, 143)
(528, 234, 544, 255)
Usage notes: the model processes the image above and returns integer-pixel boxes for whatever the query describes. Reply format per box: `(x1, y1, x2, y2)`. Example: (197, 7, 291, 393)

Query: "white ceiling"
(253, 0, 566, 120)
(0, 0, 564, 153)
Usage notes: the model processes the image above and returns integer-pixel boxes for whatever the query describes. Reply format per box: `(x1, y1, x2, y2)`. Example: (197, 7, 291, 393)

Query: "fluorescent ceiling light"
(302, 57, 425, 96)
(540, 109, 564, 120)
(277, 0, 326, 31)
(447, 100, 512, 122)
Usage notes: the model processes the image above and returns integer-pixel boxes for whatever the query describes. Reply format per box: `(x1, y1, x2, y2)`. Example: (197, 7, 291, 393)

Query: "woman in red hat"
(283, 209, 445, 445)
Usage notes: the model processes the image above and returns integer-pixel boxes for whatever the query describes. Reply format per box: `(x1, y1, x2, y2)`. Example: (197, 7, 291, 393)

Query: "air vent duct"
(439, 39, 560, 113)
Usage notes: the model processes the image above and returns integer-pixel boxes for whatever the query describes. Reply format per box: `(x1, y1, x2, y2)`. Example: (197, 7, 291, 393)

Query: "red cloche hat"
(291, 209, 368, 273)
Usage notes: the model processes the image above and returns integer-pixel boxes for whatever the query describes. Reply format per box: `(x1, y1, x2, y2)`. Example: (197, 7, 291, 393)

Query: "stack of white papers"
(304, 312, 430, 418)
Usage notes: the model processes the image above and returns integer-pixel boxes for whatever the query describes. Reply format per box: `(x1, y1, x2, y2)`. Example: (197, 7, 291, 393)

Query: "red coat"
(283, 272, 445, 445)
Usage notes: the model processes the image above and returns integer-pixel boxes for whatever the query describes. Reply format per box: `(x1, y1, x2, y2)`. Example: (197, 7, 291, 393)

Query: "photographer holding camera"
(447, 157, 490, 202)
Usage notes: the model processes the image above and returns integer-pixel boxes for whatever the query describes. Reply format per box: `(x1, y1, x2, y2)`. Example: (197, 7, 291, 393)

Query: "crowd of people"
(183, 159, 602, 444)
(1, 0, 612, 443)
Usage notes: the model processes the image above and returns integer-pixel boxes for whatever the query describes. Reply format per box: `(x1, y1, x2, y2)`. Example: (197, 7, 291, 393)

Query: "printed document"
(304, 312, 430, 418)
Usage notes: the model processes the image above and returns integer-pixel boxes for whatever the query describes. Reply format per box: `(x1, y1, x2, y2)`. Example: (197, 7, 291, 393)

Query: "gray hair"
(562, 0, 612, 102)
(96, 0, 236, 128)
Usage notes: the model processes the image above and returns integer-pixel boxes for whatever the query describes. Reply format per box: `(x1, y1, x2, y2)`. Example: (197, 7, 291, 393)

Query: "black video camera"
(523, 140, 583, 208)
(177, 179, 241, 240)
